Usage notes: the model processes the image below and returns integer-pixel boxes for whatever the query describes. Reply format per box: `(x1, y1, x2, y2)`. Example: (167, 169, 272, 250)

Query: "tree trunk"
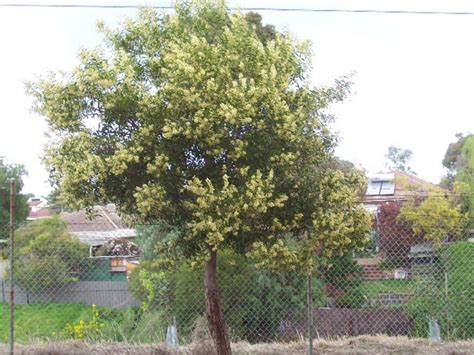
(204, 250, 231, 355)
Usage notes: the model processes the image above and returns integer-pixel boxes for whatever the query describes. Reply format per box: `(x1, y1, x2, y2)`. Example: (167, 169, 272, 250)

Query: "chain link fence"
(0, 215, 472, 347)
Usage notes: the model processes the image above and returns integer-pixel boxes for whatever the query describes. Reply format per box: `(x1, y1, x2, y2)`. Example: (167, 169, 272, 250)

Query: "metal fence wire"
(0, 217, 472, 346)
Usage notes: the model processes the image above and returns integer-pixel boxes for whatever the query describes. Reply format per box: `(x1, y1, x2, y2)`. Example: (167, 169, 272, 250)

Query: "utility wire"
(2, 3, 474, 16)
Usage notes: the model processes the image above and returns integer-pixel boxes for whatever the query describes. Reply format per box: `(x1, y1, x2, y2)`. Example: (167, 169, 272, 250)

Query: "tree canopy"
(29, 2, 370, 268)
(0, 158, 29, 228)
(442, 133, 469, 175)
(12, 216, 90, 292)
(385, 145, 416, 174)
(398, 183, 469, 246)
(28, 2, 371, 352)
(440, 133, 474, 223)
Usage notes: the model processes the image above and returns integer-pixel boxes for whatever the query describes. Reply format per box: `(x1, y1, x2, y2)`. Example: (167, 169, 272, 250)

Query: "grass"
(357, 279, 415, 299)
(0, 302, 93, 342)
(0, 280, 416, 343)
(0, 302, 167, 344)
(0, 302, 140, 343)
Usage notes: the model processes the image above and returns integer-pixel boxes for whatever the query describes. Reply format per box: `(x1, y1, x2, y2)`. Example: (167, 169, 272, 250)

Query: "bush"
(443, 241, 474, 339)
(130, 250, 327, 342)
(98, 307, 167, 343)
(321, 253, 365, 308)
(63, 305, 105, 340)
(405, 241, 474, 340)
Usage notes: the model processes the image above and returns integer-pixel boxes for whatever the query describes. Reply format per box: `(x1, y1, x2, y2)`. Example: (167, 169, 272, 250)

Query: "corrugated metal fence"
(0, 280, 137, 308)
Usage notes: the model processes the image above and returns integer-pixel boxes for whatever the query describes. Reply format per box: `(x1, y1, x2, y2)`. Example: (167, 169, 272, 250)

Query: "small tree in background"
(378, 183, 468, 266)
(385, 145, 416, 174)
(398, 183, 469, 247)
(0, 158, 29, 227)
(377, 201, 421, 266)
(11, 217, 90, 293)
(441, 133, 474, 224)
(29, 2, 371, 352)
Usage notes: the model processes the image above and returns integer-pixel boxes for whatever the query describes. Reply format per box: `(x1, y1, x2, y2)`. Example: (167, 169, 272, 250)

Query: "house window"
(366, 180, 395, 195)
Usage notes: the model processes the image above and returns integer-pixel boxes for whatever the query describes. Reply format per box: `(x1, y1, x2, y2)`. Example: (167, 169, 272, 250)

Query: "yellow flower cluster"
(184, 170, 288, 249)
(63, 304, 104, 340)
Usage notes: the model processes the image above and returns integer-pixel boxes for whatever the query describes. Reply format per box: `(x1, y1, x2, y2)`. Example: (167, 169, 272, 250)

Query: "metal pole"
(307, 273, 313, 355)
(9, 179, 15, 355)
(306, 229, 313, 355)
(445, 270, 449, 339)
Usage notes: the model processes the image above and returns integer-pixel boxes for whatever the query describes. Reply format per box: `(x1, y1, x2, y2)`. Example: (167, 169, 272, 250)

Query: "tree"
(377, 201, 421, 264)
(244, 12, 276, 44)
(47, 187, 73, 213)
(398, 183, 469, 246)
(28, 2, 371, 353)
(385, 145, 416, 174)
(442, 133, 469, 180)
(12, 216, 90, 293)
(0, 158, 29, 247)
(440, 133, 474, 223)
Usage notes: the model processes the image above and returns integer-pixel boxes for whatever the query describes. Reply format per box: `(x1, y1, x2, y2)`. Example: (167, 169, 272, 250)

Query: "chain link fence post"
(307, 272, 313, 355)
(9, 179, 15, 355)
(306, 228, 313, 355)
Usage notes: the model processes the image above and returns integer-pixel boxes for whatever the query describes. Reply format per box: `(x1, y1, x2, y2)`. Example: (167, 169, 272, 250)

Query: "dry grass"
(0, 335, 473, 354)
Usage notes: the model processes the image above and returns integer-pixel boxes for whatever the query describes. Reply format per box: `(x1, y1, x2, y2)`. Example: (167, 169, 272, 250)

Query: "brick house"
(358, 170, 443, 281)
(362, 170, 441, 214)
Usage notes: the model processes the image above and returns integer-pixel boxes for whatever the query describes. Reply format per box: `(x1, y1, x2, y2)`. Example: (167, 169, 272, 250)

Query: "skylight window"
(366, 180, 395, 195)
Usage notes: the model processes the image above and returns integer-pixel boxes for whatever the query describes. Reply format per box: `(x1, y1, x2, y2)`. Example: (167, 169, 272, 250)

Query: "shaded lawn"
(358, 279, 415, 300)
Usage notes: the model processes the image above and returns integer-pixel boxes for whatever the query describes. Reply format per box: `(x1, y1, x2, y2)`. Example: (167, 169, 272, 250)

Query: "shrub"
(130, 250, 327, 342)
(405, 241, 474, 340)
(63, 304, 105, 340)
(98, 307, 167, 343)
(321, 253, 364, 308)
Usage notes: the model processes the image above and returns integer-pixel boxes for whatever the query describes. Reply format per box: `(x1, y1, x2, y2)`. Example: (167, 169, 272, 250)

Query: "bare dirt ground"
(1, 335, 473, 354)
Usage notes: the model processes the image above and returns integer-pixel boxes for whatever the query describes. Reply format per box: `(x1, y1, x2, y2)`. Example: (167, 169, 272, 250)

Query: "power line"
(2, 3, 474, 16)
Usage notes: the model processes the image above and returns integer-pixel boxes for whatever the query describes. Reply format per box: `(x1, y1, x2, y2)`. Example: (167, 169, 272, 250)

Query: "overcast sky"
(0, 0, 473, 197)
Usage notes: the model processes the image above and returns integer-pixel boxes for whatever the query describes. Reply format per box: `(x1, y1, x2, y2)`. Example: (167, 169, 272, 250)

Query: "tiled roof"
(60, 205, 136, 246)
(60, 206, 127, 231)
